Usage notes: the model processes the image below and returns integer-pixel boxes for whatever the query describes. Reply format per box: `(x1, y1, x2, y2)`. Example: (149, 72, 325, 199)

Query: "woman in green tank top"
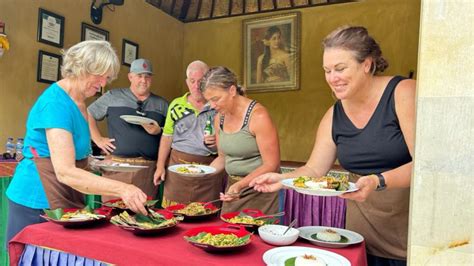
(200, 67, 280, 214)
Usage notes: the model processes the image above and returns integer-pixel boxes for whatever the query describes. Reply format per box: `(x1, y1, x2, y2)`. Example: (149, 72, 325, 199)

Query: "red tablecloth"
(9, 218, 367, 266)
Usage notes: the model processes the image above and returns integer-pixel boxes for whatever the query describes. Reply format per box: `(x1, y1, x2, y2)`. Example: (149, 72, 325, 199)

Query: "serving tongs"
(239, 211, 286, 220)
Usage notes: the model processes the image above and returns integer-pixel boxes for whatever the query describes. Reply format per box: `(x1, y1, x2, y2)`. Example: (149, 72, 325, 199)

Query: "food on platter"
(292, 254, 327, 266)
(315, 229, 342, 242)
(184, 232, 251, 247)
(103, 199, 157, 210)
(225, 215, 266, 226)
(176, 165, 205, 174)
(59, 209, 105, 221)
(110, 210, 179, 229)
(292, 176, 350, 191)
(174, 202, 215, 216)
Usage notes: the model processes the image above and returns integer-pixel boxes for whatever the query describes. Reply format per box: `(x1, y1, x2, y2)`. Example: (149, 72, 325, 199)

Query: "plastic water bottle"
(5, 137, 15, 159)
(15, 138, 24, 161)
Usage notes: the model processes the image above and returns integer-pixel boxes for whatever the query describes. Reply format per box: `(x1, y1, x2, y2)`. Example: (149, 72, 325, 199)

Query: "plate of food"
(41, 206, 107, 228)
(298, 226, 364, 248)
(184, 224, 253, 252)
(167, 164, 216, 177)
(110, 209, 181, 236)
(221, 209, 281, 233)
(165, 202, 220, 221)
(102, 198, 158, 213)
(96, 162, 149, 172)
(281, 176, 358, 197)
(120, 115, 157, 125)
(262, 246, 350, 266)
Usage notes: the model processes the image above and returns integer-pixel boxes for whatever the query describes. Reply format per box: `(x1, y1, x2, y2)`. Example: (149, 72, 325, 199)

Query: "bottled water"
(15, 138, 24, 161)
(5, 137, 15, 159)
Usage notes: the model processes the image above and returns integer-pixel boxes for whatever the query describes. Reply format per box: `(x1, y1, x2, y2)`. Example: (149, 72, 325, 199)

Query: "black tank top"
(332, 76, 412, 175)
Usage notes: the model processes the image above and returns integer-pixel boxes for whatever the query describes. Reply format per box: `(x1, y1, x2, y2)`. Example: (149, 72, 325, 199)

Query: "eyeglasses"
(136, 100, 146, 116)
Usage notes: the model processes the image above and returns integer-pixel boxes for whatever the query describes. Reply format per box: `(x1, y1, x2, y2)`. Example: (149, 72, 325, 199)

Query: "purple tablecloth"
(283, 189, 346, 228)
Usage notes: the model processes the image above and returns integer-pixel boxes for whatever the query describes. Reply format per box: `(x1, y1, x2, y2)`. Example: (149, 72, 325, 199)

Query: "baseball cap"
(130, 58, 153, 75)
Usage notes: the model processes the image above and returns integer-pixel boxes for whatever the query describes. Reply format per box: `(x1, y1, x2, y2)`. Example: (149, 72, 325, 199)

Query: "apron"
(346, 173, 410, 260)
(221, 175, 279, 214)
(162, 149, 224, 207)
(101, 156, 158, 202)
(35, 157, 87, 209)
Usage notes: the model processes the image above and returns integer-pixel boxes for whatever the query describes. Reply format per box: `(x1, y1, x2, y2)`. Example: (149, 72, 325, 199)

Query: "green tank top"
(218, 100, 262, 176)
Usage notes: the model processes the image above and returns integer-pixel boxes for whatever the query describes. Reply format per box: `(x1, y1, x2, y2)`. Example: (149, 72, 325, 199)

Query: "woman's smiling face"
(323, 48, 371, 100)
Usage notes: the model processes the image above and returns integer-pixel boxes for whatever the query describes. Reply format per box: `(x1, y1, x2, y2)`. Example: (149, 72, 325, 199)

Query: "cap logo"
(143, 63, 148, 69)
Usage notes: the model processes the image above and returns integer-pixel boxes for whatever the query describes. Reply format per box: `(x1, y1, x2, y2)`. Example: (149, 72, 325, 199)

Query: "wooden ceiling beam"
(179, 0, 191, 21)
(195, 0, 202, 20)
(228, 0, 233, 15)
(210, 0, 216, 18)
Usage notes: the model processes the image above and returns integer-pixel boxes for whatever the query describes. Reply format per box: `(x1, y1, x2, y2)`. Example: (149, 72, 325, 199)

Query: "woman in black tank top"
(250, 26, 416, 266)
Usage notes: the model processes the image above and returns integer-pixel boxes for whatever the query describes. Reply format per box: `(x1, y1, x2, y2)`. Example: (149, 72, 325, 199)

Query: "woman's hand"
(220, 182, 244, 202)
(203, 134, 216, 148)
(119, 184, 148, 215)
(339, 174, 379, 202)
(249, 172, 284, 193)
(153, 166, 165, 186)
(95, 137, 115, 155)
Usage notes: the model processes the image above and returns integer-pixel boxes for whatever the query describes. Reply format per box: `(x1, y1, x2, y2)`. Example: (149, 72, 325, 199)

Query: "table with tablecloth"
(9, 218, 367, 266)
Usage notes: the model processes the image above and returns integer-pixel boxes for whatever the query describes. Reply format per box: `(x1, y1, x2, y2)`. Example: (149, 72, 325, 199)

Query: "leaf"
(146, 200, 159, 207)
(135, 214, 155, 224)
(236, 234, 251, 245)
(187, 232, 208, 242)
(43, 208, 64, 220)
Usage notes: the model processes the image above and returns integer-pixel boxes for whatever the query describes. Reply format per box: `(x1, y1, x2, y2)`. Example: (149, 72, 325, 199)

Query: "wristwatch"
(375, 173, 386, 191)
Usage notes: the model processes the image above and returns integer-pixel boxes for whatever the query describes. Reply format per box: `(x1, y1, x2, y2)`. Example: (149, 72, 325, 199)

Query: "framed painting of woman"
(243, 12, 300, 92)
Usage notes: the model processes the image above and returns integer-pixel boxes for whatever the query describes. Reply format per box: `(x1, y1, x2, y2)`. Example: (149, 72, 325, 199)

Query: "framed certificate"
(37, 8, 65, 48)
(122, 39, 139, 67)
(37, 50, 62, 84)
(81, 23, 109, 41)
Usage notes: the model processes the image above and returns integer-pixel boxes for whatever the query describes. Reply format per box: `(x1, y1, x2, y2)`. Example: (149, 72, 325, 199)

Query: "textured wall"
(408, 1, 474, 264)
(0, 0, 184, 142)
(182, 0, 421, 161)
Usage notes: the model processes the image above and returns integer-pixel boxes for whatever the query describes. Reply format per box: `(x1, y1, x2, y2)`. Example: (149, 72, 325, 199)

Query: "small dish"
(120, 115, 157, 125)
(258, 224, 299, 246)
(298, 226, 364, 248)
(167, 164, 216, 177)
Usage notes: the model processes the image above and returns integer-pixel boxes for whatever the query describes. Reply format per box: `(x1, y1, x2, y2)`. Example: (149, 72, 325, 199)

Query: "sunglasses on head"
(136, 101, 146, 116)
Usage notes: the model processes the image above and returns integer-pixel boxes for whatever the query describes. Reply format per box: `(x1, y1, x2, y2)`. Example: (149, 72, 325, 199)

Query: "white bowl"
(258, 224, 299, 246)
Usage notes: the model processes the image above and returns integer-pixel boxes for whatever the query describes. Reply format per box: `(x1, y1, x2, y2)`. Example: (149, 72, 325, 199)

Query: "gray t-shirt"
(88, 88, 168, 160)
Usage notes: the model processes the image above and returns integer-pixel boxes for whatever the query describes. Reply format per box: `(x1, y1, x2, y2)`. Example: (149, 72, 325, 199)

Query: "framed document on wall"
(37, 8, 65, 48)
(122, 39, 139, 67)
(37, 50, 62, 84)
(81, 23, 109, 41)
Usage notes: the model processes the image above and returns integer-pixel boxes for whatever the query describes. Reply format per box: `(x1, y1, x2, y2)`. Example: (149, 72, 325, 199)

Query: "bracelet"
(375, 173, 386, 191)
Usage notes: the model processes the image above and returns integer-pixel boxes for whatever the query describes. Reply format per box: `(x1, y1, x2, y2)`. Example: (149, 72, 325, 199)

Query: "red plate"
(220, 209, 280, 233)
(111, 209, 179, 236)
(103, 197, 156, 214)
(184, 224, 253, 252)
(41, 208, 107, 228)
(165, 202, 220, 221)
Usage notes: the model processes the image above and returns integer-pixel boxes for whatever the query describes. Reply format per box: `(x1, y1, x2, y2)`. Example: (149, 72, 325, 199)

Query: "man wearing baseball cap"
(87, 58, 168, 201)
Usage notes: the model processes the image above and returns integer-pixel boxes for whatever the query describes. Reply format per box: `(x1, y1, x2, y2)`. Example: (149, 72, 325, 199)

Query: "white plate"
(120, 115, 157, 125)
(98, 163, 149, 172)
(168, 164, 216, 177)
(298, 226, 364, 248)
(281, 178, 358, 196)
(262, 246, 350, 266)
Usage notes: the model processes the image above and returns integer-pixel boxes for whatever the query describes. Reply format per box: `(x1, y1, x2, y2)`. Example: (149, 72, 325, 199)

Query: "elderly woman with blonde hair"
(6, 41, 149, 244)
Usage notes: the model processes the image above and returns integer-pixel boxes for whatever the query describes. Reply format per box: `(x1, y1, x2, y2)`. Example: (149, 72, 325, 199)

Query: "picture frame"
(37, 50, 62, 84)
(122, 39, 139, 67)
(37, 8, 65, 48)
(243, 12, 300, 92)
(81, 23, 109, 41)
